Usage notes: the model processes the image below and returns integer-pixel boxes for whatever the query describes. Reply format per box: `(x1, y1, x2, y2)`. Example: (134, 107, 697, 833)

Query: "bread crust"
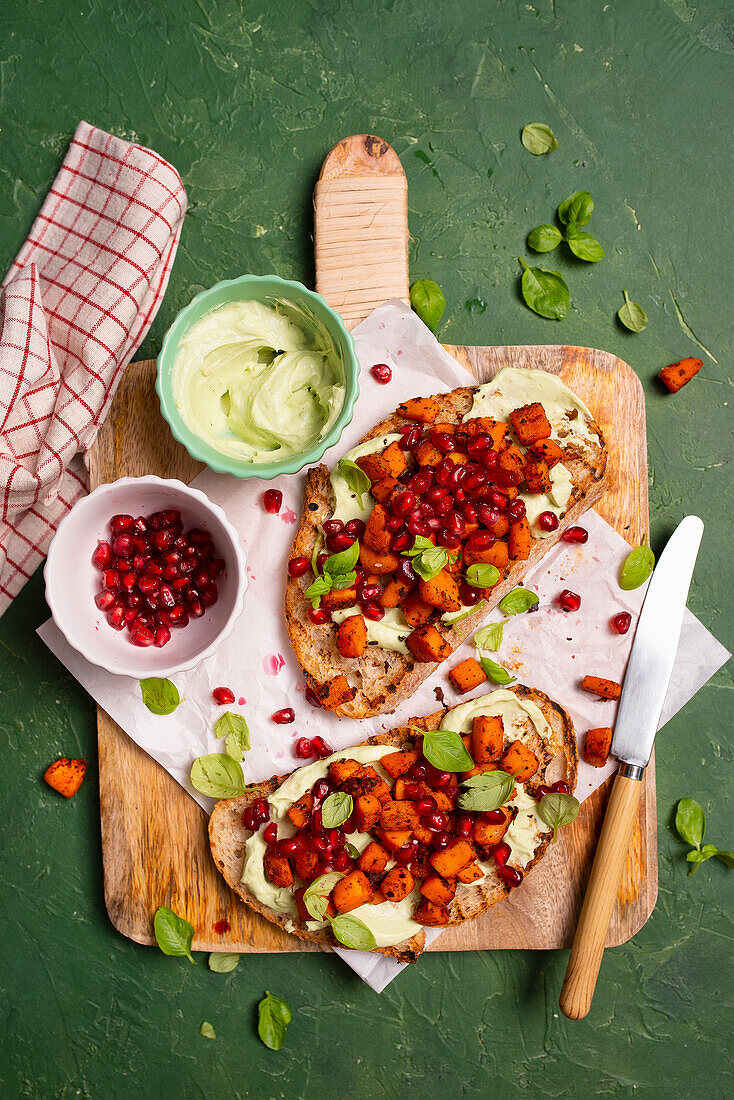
(208, 685, 578, 961)
(285, 383, 608, 718)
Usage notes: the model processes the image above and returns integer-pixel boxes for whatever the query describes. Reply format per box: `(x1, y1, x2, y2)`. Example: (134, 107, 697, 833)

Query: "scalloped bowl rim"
(44, 475, 247, 678)
(155, 274, 360, 480)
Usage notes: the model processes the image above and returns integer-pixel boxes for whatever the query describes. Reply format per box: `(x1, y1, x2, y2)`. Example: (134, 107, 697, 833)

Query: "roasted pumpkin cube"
(381, 576, 413, 609)
(413, 899, 450, 926)
(328, 758, 362, 786)
(308, 674, 355, 711)
(418, 570, 461, 612)
(509, 401, 552, 445)
(359, 543, 400, 575)
(336, 614, 368, 658)
(397, 397, 441, 423)
(528, 437, 564, 467)
(465, 416, 507, 450)
(498, 445, 525, 485)
(332, 870, 373, 914)
(581, 675, 622, 700)
(583, 727, 613, 768)
(370, 476, 400, 504)
(407, 624, 452, 663)
(410, 849, 432, 880)
(358, 841, 391, 876)
(456, 861, 485, 885)
(43, 757, 86, 799)
(449, 657, 487, 694)
(293, 846, 320, 883)
(381, 866, 415, 903)
(523, 459, 552, 495)
(400, 591, 435, 628)
(420, 872, 456, 907)
(508, 517, 532, 561)
(472, 714, 504, 763)
(286, 791, 314, 830)
(414, 440, 443, 467)
(375, 828, 413, 853)
(321, 586, 358, 612)
(353, 793, 382, 832)
(464, 541, 509, 570)
(379, 800, 420, 832)
(474, 806, 514, 849)
(380, 749, 420, 779)
(364, 504, 392, 553)
(263, 850, 293, 889)
(500, 739, 539, 782)
(429, 839, 475, 879)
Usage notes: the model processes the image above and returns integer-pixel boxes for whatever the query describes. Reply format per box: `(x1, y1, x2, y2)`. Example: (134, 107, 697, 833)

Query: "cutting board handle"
(559, 771, 643, 1019)
(314, 134, 409, 330)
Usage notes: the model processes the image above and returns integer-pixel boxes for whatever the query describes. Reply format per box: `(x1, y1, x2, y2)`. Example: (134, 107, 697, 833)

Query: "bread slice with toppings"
(285, 367, 608, 719)
(208, 684, 578, 962)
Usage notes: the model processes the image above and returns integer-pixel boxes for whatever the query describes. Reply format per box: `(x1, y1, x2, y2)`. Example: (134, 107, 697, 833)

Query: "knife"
(559, 514, 704, 1020)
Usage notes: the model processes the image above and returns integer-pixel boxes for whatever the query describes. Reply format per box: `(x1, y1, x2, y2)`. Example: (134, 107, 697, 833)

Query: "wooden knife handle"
(559, 772, 643, 1020)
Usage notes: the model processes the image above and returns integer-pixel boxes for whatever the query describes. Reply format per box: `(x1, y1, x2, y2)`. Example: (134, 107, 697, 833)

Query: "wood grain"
(90, 133, 657, 954)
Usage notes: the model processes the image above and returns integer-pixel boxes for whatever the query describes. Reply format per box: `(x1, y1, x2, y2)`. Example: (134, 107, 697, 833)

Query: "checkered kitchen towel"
(0, 121, 187, 617)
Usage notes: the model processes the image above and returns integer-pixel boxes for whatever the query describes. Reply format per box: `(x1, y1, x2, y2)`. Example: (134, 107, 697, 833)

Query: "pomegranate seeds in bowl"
(92, 508, 222, 648)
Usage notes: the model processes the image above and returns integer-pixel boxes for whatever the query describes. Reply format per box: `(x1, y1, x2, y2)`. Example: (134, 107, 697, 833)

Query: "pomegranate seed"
(313, 779, 330, 800)
(133, 517, 149, 535)
(263, 822, 278, 845)
(557, 589, 581, 612)
(432, 771, 453, 789)
(416, 797, 437, 816)
(154, 626, 171, 647)
(92, 541, 113, 568)
(323, 519, 344, 539)
(386, 515, 403, 532)
(189, 600, 205, 618)
(359, 583, 381, 603)
(287, 556, 310, 578)
(121, 571, 137, 590)
(110, 514, 134, 533)
(102, 569, 120, 591)
(485, 809, 506, 824)
(391, 530, 412, 553)
(536, 785, 552, 799)
(611, 611, 632, 635)
(399, 425, 422, 450)
(398, 559, 417, 585)
(457, 815, 474, 839)
(311, 735, 332, 759)
(467, 433, 491, 456)
(209, 558, 225, 577)
(263, 489, 282, 514)
(124, 607, 139, 624)
(497, 865, 523, 887)
(212, 687, 235, 705)
(432, 831, 451, 850)
(272, 707, 295, 724)
(157, 583, 175, 609)
(334, 848, 353, 871)
(193, 568, 211, 590)
(493, 841, 511, 866)
(394, 840, 418, 866)
(167, 605, 186, 625)
(305, 686, 321, 708)
(295, 737, 313, 758)
(201, 585, 219, 607)
(538, 511, 559, 532)
(467, 530, 493, 551)
(363, 602, 385, 621)
(332, 532, 356, 552)
(130, 624, 154, 647)
(345, 519, 366, 539)
(279, 839, 299, 858)
(241, 807, 256, 830)
(438, 528, 461, 550)
(425, 812, 447, 831)
(487, 490, 509, 512)
(137, 575, 158, 594)
(252, 797, 270, 823)
(308, 606, 331, 625)
(459, 583, 482, 606)
(403, 782, 423, 800)
(508, 500, 526, 521)
(408, 762, 428, 781)
(481, 450, 500, 470)
(393, 490, 417, 518)
(562, 525, 588, 544)
(551, 781, 570, 795)
(409, 471, 433, 495)
(153, 529, 174, 551)
(95, 591, 115, 611)
(370, 362, 392, 384)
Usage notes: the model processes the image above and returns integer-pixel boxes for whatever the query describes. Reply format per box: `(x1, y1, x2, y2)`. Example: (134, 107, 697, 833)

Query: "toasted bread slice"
(208, 685, 578, 962)
(285, 380, 608, 718)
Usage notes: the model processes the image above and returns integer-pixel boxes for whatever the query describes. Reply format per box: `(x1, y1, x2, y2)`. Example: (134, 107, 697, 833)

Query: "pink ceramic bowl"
(44, 476, 247, 678)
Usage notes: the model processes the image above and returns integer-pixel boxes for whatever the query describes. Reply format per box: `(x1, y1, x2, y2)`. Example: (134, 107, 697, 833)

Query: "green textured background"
(1, 1, 732, 1096)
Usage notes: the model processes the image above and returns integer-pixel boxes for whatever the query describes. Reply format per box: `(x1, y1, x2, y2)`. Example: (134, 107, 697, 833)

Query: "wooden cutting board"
(90, 135, 656, 954)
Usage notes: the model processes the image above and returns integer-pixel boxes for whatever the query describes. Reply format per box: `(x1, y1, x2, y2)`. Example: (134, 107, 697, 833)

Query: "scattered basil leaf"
(190, 753, 246, 799)
(303, 872, 343, 921)
(214, 712, 251, 761)
(410, 279, 446, 332)
(537, 791, 580, 841)
(458, 770, 515, 812)
(565, 231, 605, 262)
(311, 531, 323, 575)
(619, 535, 655, 591)
(464, 563, 500, 590)
(557, 190, 594, 228)
(444, 600, 486, 626)
(140, 677, 181, 716)
(258, 990, 292, 1051)
(153, 906, 196, 963)
(715, 851, 734, 868)
(337, 458, 371, 509)
(208, 952, 240, 973)
(617, 289, 647, 333)
(518, 258, 570, 320)
(345, 842, 360, 860)
(323, 540, 360, 578)
(200, 1021, 216, 1040)
(321, 791, 353, 829)
(499, 588, 539, 615)
(675, 798, 705, 850)
(419, 727, 474, 772)
(473, 621, 506, 652)
(521, 123, 558, 156)
(527, 224, 562, 252)
(329, 914, 378, 951)
(304, 573, 333, 608)
(479, 656, 516, 686)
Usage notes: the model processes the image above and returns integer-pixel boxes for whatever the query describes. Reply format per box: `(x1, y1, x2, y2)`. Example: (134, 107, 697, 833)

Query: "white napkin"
(38, 300, 730, 992)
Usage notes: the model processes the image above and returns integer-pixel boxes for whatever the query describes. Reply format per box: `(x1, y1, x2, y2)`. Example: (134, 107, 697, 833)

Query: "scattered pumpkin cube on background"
(43, 757, 87, 798)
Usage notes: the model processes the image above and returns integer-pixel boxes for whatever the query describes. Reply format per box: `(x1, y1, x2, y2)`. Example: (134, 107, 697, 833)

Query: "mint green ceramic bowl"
(156, 275, 359, 479)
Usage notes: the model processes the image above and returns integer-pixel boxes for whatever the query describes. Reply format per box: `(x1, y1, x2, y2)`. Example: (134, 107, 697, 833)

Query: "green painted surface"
(0, 0, 731, 1095)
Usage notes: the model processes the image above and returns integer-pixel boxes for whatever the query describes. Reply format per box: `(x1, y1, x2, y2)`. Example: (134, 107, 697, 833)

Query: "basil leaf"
(464, 563, 500, 589)
(421, 728, 474, 772)
(479, 656, 516, 685)
(208, 952, 240, 973)
(258, 990, 292, 1051)
(345, 842, 360, 859)
(473, 621, 505, 652)
(444, 599, 486, 626)
(527, 224, 562, 252)
(458, 770, 515, 811)
(303, 872, 343, 921)
(675, 797, 705, 850)
(190, 753, 245, 799)
(499, 588, 539, 615)
(619, 536, 655, 591)
(140, 677, 181, 716)
(537, 791, 580, 841)
(329, 914, 378, 951)
(565, 231, 604, 262)
(715, 851, 734, 868)
(410, 278, 446, 333)
(304, 573, 332, 608)
(324, 539, 360, 577)
(337, 458, 371, 509)
(521, 123, 558, 156)
(153, 906, 196, 963)
(617, 289, 648, 333)
(411, 547, 452, 581)
(214, 712, 251, 761)
(200, 1021, 216, 1040)
(330, 571, 357, 591)
(311, 531, 323, 575)
(557, 190, 594, 228)
(518, 259, 570, 320)
(321, 791, 353, 829)
(403, 535, 434, 557)
(686, 849, 709, 873)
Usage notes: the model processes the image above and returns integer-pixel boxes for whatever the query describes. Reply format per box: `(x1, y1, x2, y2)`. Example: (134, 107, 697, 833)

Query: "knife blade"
(560, 515, 703, 1020)
(612, 514, 704, 774)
